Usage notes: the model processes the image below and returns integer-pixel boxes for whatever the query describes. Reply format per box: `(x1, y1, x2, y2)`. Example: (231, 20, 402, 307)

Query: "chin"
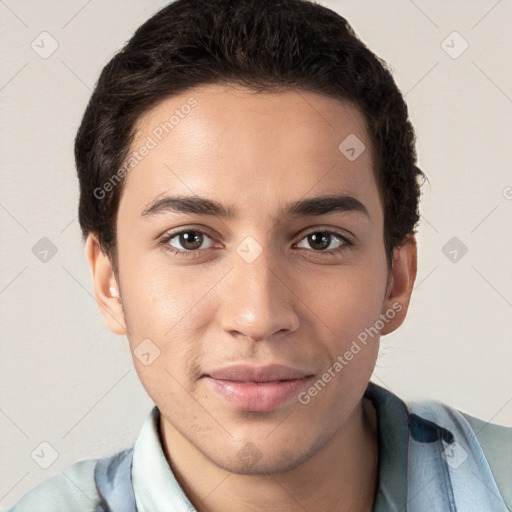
(202, 442, 313, 476)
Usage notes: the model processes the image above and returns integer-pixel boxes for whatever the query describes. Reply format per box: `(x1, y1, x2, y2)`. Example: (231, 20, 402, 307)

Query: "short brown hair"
(75, 0, 424, 275)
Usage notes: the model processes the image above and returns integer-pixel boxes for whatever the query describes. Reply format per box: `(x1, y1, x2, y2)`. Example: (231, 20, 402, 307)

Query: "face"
(88, 83, 415, 475)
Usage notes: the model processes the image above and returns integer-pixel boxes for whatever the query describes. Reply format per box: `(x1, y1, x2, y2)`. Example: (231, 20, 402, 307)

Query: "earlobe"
(380, 236, 417, 335)
(85, 234, 127, 336)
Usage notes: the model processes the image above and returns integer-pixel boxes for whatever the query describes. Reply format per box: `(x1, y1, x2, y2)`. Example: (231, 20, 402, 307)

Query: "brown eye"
(296, 231, 347, 252)
(166, 230, 213, 251)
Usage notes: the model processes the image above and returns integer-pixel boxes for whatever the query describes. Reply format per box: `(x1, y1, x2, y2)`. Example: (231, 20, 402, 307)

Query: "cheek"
(116, 251, 208, 379)
(124, 293, 205, 419)
(119, 247, 216, 337)
(296, 266, 385, 417)
(303, 262, 387, 346)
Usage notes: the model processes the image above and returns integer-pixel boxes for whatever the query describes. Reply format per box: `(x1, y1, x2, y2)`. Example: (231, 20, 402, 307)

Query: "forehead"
(119, 83, 380, 222)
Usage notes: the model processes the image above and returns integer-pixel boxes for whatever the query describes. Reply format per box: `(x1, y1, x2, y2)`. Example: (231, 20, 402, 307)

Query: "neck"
(160, 397, 379, 512)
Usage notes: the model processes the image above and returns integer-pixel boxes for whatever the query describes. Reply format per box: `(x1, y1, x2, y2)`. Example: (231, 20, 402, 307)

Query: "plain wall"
(1, 0, 511, 508)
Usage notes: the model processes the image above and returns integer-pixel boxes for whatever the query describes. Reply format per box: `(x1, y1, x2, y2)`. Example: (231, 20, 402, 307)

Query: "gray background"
(1, 0, 511, 508)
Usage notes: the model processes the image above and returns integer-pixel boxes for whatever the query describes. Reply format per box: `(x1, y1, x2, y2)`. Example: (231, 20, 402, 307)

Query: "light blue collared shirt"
(7, 382, 511, 511)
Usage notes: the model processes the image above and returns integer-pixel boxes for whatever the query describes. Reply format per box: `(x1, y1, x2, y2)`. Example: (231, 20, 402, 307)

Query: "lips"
(204, 364, 314, 412)
(207, 363, 311, 383)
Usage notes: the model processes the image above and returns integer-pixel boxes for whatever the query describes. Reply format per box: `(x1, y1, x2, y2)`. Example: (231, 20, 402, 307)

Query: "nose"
(217, 242, 300, 342)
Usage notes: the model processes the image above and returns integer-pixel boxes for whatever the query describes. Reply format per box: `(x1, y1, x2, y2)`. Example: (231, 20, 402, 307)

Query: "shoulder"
(461, 410, 512, 450)
(7, 457, 103, 512)
(407, 396, 512, 508)
(461, 411, 512, 505)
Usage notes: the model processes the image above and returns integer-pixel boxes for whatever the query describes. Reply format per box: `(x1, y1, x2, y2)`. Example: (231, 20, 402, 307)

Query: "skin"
(87, 83, 417, 512)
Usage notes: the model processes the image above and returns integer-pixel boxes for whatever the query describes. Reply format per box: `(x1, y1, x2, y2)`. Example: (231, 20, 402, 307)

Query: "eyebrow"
(141, 194, 370, 220)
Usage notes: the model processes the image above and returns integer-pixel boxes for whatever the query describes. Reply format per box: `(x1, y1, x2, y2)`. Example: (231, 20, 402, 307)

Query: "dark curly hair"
(75, 0, 423, 276)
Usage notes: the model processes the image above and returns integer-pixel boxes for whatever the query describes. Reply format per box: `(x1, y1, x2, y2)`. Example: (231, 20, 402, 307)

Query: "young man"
(8, 0, 511, 511)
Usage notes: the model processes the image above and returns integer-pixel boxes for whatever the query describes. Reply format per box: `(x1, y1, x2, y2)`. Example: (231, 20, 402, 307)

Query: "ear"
(380, 236, 417, 335)
(85, 233, 127, 335)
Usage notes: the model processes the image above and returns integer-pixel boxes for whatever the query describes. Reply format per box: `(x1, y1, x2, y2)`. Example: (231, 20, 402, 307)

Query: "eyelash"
(158, 227, 353, 259)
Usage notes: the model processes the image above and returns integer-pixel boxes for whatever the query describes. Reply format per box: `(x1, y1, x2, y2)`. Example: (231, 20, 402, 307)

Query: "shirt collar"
(131, 381, 410, 511)
(131, 406, 195, 512)
(364, 381, 409, 511)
